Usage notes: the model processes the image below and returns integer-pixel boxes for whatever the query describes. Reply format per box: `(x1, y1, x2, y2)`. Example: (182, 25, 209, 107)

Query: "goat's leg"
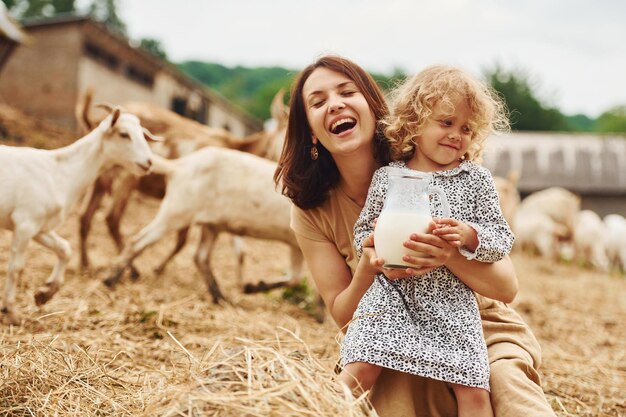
(79, 177, 108, 271)
(2, 225, 36, 325)
(105, 174, 141, 279)
(106, 174, 139, 250)
(243, 245, 304, 294)
(231, 235, 245, 287)
(153, 226, 190, 275)
(194, 226, 227, 304)
(103, 219, 169, 288)
(33, 231, 72, 306)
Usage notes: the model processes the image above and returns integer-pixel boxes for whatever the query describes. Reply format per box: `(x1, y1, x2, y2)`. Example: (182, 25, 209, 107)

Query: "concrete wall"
(0, 24, 82, 129)
(0, 19, 260, 136)
(78, 56, 153, 110)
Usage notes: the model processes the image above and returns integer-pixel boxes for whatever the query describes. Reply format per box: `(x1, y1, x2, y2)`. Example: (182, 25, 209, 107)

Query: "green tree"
(139, 38, 167, 61)
(178, 61, 294, 120)
(484, 65, 567, 131)
(596, 106, 626, 133)
(371, 67, 407, 91)
(88, 0, 125, 36)
(2, 0, 75, 17)
(1, 0, 19, 9)
(565, 113, 597, 132)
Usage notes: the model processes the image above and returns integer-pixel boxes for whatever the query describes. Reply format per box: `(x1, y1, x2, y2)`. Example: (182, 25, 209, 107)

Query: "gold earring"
(310, 144, 319, 160)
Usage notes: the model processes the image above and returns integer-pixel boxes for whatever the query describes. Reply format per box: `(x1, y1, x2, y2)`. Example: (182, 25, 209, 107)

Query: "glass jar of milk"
(374, 168, 450, 268)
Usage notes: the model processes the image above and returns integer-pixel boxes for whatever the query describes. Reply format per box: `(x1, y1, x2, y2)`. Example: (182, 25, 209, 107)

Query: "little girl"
(339, 65, 514, 417)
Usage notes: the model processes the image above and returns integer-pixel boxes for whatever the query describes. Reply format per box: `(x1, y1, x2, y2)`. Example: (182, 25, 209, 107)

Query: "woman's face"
(302, 67, 376, 156)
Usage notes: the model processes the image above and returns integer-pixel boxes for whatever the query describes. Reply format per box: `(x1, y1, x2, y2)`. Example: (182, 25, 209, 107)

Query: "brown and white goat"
(77, 89, 288, 278)
(101, 147, 322, 318)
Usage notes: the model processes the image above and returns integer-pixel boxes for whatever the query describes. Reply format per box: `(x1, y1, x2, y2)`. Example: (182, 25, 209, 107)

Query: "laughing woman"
(274, 55, 555, 417)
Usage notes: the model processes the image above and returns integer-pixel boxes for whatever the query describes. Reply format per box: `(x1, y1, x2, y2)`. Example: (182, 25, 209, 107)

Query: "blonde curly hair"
(383, 65, 509, 163)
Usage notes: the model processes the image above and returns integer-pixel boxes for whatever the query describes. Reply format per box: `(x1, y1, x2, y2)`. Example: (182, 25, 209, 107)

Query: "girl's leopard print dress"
(341, 161, 514, 390)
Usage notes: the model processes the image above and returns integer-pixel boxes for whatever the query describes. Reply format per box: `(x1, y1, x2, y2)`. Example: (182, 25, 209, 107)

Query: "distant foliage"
(139, 38, 168, 61)
(178, 61, 295, 120)
(3, 0, 75, 17)
(87, 0, 125, 36)
(596, 106, 626, 133)
(178, 61, 409, 121)
(3, 0, 126, 35)
(484, 65, 568, 131)
(565, 114, 598, 132)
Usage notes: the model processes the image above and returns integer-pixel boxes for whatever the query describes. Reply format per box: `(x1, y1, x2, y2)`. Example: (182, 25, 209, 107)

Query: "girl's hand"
(431, 218, 478, 251)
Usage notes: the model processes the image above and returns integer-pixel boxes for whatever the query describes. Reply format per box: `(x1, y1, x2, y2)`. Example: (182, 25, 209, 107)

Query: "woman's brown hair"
(274, 55, 390, 209)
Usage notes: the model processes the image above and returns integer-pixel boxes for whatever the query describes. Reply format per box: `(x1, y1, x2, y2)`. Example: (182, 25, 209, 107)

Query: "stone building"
(0, 14, 261, 136)
(0, 2, 28, 74)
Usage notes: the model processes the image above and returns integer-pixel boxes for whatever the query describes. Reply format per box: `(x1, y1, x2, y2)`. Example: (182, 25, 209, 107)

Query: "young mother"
(274, 55, 555, 417)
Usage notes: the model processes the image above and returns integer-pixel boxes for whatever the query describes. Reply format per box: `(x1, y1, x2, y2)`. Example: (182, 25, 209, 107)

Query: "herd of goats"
(0, 90, 625, 325)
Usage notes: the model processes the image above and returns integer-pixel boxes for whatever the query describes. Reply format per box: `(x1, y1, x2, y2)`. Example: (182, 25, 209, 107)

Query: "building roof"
(21, 14, 262, 132)
(483, 131, 626, 195)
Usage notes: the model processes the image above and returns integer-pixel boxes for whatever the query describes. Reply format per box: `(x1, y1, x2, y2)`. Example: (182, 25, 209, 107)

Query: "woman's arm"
(295, 234, 378, 330)
(446, 253, 518, 303)
(400, 228, 519, 303)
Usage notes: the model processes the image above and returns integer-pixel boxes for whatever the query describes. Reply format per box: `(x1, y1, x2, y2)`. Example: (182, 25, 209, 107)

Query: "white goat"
(517, 187, 581, 240)
(102, 147, 309, 308)
(514, 210, 569, 259)
(604, 214, 626, 273)
(573, 210, 609, 272)
(0, 107, 158, 324)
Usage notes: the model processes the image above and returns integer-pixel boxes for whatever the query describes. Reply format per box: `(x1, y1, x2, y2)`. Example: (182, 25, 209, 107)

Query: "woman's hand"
(397, 221, 456, 276)
(362, 226, 453, 280)
(362, 232, 414, 280)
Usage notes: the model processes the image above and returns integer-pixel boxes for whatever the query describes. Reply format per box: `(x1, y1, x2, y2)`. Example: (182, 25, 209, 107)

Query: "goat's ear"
(110, 108, 121, 127)
(95, 103, 115, 112)
(143, 127, 163, 142)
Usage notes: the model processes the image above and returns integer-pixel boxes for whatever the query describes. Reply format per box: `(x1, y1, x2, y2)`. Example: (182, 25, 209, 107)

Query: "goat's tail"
(150, 154, 175, 176)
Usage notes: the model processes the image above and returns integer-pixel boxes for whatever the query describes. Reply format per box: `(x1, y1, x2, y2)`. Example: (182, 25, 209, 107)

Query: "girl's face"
(302, 67, 376, 157)
(409, 96, 473, 172)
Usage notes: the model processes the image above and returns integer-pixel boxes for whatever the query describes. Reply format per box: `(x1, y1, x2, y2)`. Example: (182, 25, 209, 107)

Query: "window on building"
(171, 97, 187, 116)
(124, 65, 154, 88)
(83, 41, 119, 70)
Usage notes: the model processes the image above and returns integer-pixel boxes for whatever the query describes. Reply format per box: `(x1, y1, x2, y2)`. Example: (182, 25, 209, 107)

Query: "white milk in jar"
(374, 211, 433, 268)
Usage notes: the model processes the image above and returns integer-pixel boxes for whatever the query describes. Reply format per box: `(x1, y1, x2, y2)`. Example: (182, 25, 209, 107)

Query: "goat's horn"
(77, 87, 94, 131)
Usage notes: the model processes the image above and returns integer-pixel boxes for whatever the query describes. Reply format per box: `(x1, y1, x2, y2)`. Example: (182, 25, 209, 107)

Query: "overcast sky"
(117, 0, 626, 118)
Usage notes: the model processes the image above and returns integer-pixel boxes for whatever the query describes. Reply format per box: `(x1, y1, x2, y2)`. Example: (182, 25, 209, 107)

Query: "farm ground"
(0, 192, 624, 416)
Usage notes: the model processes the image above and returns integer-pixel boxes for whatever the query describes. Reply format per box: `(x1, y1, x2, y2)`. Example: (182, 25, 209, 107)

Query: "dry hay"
(0, 103, 75, 149)
(511, 255, 626, 416)
(0, 191, 624, 416)
(0, 195, 374, 416)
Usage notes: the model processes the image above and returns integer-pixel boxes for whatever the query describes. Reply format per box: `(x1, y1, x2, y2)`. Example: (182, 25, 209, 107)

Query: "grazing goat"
(573, 210, 610, 272)
(604, 214, 626, 273)
(102, 147, 317, 314)
(517, 187, 581, 240)
(514, 210, 569, 259)
(0, 107, 158, 324)
(78, 89, 288, 277)
(512, 186, 580, 260)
